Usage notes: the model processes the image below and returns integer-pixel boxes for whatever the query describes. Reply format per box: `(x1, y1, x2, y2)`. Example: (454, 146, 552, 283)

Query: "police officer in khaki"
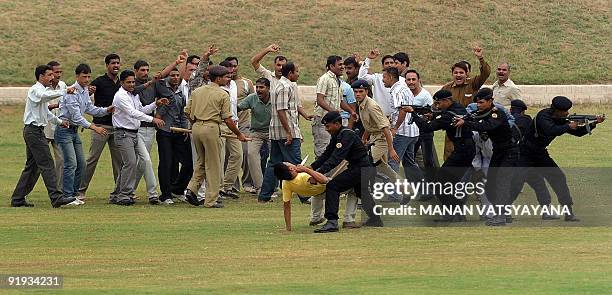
(184, 66, 249, 208)
(352, 79, 400, 187)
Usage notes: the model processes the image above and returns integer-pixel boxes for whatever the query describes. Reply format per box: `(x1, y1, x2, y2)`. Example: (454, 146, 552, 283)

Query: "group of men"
(10, 43, 605, 232)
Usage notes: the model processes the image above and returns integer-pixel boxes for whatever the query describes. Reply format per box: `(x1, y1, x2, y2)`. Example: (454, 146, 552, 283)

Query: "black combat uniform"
(508, 101, 554, 210)
(462, 90, 517, 225)
(310, 114, 380, 228)
(511, 99, 598, 220)
(411, 95, 475, 220)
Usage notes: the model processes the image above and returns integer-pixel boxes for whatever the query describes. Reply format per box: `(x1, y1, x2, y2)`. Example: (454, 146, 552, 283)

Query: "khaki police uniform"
(358, 96, 399, 183)
(185, 83, 232, 207)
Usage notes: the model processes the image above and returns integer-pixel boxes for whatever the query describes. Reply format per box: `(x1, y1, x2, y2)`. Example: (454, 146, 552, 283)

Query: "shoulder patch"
(336, 142, 342, 149)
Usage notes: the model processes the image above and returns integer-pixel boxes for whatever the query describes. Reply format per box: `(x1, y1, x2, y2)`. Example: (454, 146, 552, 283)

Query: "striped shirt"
(270, 76, 302, 140)
(314, 70, 342, 117)
(389, 80, 419, 137)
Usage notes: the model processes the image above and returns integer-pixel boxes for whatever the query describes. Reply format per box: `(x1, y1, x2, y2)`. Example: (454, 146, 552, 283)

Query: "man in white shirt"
(358, 49, 405, 116)
(405, 69, 439, 192)
(11, 65, 77, 208)
(109, 70, 167, 206)
(382, 67, 423, 192)
(492, 61, 521, 107)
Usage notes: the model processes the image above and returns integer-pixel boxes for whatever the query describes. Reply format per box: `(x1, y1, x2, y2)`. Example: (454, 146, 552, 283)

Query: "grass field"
(1, 102, 611, 294)
(0, 0, 610, 86)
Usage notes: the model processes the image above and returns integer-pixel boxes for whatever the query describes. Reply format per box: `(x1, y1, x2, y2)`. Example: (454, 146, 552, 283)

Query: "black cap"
(433, 90, 453, 101)
(351, 79, 370, 89)
(551, 96, 572, 111)
(321, 111, 342, 124)
(474, 88, 494, 101)
(510, 99, 527, 111)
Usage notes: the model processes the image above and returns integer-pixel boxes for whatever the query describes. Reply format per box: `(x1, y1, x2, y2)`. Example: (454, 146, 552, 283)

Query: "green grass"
(0, 1, 610, 86)
(0, 103, 611, 294)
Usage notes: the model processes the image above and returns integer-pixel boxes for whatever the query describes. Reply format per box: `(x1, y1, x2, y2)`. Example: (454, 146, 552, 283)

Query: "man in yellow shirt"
(274, 162, 329, 231)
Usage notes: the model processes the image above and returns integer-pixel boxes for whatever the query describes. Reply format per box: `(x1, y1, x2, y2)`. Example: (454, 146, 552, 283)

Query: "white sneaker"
(173, 193, 187, 203)
(66, 200, 83, 206)
(271, 191, 281, 198)
(162, 199, 175, 205)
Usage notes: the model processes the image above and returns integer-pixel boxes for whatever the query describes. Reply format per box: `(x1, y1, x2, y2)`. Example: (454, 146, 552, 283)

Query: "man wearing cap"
(184, 66, 250, 208)
(455, 88, 518, 226)
(509, 96, 605, 221)
(403, 90, 475, 222)
(492, 62, 521, 107)
(508, 99, 557, 219)
(352, 79, 400, 187)
(310, 111, 383, 233)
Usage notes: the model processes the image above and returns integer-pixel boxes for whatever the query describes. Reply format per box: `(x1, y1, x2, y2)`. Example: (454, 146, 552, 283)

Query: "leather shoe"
(309, 218, 325, 226)
(314, 220, 339, 233)
(51, 196, 77, 208)
(363, 217, 384, 227)
(342, 221, 362, 229)
(219, 190, 239, 199)
(184, 189, 201, 206)
(11, 199, 34, 207)
(115, 198, 135, 206)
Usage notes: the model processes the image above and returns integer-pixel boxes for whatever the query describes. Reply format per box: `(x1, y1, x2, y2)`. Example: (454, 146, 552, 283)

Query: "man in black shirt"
(510, 96, 605, 221)
(79, 54, 123, 197)
(455, 88, 517, 226)
(405, 90, 475, 222)
(310, 111, 383, 233)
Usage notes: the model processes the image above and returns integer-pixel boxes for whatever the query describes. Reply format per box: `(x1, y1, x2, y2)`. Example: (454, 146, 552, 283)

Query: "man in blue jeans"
(56, 64, 114, 204)
(382, 67, 423, 200)
(258, 62, 307, 203)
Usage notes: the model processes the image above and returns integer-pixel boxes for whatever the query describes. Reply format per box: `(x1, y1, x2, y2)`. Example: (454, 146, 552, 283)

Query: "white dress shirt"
(358, 58, 405, 116)
(112, 87, 157, 130)
(23, 81, 66, 126)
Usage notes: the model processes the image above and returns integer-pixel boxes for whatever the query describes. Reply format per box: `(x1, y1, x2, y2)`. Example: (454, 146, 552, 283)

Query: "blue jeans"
(389, 135, 424, 181)
(258, 138, 301, 200)
(55, 127, 85, 198)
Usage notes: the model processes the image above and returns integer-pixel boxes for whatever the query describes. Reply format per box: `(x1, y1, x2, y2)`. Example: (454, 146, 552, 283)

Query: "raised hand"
(368, 48, 380, 59)
(66, 87, 76, 94)
(267, 43, 280, 53)
(88, 85, 96, 94)
(473, 46, 484, 59)
(204, 44, 220, 58)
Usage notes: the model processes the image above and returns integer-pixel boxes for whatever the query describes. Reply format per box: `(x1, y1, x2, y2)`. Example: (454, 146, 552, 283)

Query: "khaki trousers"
(188, 122, 223, 206)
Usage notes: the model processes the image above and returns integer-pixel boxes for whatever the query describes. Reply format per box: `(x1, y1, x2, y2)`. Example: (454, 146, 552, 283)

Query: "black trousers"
(12, 125, 63, 202)
(436, 139, 475, 207)
(324, 166, 377, 221)
(414, 132, 438, 181)
(510, 148, 572, 206)
(486, 148, 518, 207)
(156, 130, 193, 201)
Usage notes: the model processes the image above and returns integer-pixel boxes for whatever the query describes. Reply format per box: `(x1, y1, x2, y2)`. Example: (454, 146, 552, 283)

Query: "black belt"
(115, 127, 138, 133)
(25, 123, 44, 129)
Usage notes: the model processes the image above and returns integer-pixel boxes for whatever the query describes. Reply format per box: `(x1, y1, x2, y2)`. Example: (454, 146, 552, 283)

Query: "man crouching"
(308, 111, 384, 233)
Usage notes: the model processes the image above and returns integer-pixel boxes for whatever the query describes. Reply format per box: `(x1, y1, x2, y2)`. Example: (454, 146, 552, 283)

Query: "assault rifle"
(562, 114, 605, 135)
(400, 104, 441, 115)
